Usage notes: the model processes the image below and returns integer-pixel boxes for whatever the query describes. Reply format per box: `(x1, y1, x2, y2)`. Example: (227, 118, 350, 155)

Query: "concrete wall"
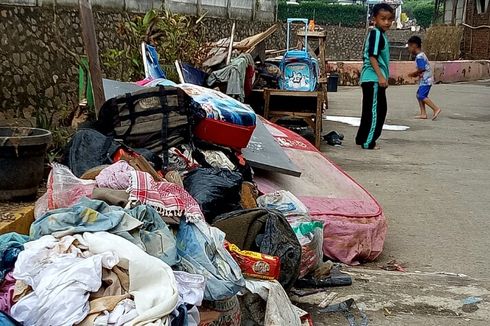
(0, 4, 275, 123)
(444, 0, 466, 24)
(328, 60, 490, 86)
(0, 0, 277, 21)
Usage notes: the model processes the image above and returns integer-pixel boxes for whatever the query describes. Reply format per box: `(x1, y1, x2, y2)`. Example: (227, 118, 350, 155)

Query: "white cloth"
(79, 232, 179, 326)
(94, 299, 138, 326)
(201, 150, 236, 171)
(245, 279, 301, 326)
(173, 271, 206, 306)
(11, 235, 119, 326)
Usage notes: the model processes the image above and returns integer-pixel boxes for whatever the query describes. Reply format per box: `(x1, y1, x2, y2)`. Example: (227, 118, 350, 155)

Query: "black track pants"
(355, 82, 387, 149)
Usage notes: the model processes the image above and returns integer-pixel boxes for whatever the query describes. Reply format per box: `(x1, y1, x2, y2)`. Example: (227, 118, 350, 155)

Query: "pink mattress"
(255, 119, 387, 265)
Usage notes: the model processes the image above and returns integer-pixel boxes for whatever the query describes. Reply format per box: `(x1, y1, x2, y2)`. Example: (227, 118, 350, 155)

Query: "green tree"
(403, 0, 435, 28)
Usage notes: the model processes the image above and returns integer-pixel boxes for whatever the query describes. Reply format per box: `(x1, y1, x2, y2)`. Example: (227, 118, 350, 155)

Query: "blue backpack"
(279, 18, 320, 92)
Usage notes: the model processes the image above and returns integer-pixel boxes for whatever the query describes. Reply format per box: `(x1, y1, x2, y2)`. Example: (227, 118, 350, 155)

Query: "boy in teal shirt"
(355, 3, 394, 150)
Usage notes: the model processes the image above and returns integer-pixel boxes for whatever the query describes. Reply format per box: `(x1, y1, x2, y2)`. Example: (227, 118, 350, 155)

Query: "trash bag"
(63, 129, 120, 177)
(176, 220, 245, 301)
(257, 190, 308, 216)
(288, 215, 324, 278)
(212, 208, 301, 290)
(183, 168, 243, 222)
(35, 163, 96, 218)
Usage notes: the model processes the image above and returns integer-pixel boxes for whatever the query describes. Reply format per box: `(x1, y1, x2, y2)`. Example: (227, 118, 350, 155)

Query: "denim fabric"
(0, 233, 29, 282)
(176, 220, 245, 301)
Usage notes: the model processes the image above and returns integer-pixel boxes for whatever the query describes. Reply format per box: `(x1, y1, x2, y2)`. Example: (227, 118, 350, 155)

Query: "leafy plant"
(403, 0, 435, 28)
(103, 9, 206, 82)
(278, 1, 366, 28)
(34, 101, 73, 163)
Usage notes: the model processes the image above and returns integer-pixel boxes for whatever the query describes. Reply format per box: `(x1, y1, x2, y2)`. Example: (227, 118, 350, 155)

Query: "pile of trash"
(0, 81, 343, 326)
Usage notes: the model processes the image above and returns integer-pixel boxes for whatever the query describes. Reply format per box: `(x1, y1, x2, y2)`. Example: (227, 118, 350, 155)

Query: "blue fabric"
(31, 197, 127, 239)
(0, 311, 21, 326)
(177, 84, 256, 127)
(417, 85, 432, 100)
(0, 233, 29, 281)
(145, 44, 167, 79)
(117, 205, 179, 266)
(31, 197, 178, 266)
(415, 52, 433, 86)
(176, 220, 245, 301)
(181, 63, 208, 86)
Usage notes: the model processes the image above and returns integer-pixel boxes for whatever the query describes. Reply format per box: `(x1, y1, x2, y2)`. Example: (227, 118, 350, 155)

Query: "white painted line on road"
(324, 115, 410, 131)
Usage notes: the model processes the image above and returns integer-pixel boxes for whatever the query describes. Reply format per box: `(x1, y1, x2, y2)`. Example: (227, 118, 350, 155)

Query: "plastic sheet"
(176, 220, 245, 301)
(288, 216, 324, 278)
(257, 190, 309, 216)
(36, 164, 96, 217)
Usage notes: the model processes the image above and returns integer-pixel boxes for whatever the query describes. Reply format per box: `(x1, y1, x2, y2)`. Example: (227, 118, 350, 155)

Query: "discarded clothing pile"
(3, 84, 327, 326)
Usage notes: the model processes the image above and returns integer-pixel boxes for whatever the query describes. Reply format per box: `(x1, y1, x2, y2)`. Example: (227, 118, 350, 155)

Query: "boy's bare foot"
(415, 115, 428, 119)
(432, 108, 442, 120)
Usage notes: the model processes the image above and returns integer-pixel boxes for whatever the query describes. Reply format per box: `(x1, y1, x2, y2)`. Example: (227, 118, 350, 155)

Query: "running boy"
(356, 3, 394, 150)
(407, 36, 442, 120)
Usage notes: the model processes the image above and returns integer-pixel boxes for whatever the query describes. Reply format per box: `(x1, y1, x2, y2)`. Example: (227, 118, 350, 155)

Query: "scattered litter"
(323, 131, 344, 146)
(319, 298, 369, 326)
(463, 296, 483, 305)
(289, 287, 326, 297)
(379, 259, 407, 272)
(318, 292, 338, 308)
(462, 296, 483, 313)
(296, 265, 353, 288)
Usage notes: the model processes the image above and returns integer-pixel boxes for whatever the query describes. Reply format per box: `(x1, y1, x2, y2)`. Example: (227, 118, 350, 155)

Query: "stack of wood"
(202, 24, 280, 68)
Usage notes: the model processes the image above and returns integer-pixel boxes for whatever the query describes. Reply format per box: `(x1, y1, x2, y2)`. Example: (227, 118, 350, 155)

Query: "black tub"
(0, 127, 52, 201)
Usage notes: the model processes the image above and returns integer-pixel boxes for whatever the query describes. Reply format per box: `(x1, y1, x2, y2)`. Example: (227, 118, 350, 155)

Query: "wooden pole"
(197, 0, 202, 16)
(226, 22, 236, 65)
(79, 0, 105, 117)
(227, 0, 232, 19)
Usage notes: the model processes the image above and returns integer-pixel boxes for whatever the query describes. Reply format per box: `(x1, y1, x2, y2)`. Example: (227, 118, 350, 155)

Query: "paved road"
(309, 82, 490, 325)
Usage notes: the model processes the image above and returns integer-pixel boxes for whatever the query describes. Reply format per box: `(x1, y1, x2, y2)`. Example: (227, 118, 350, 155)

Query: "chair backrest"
(142, 42, 167, 79)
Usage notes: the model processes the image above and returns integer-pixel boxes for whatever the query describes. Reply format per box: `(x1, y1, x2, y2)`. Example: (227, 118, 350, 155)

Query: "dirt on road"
(310, 82, 490, 325)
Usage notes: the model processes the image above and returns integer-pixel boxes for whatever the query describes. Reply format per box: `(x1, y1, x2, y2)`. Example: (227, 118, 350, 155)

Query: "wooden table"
(263, 89, 323, 149)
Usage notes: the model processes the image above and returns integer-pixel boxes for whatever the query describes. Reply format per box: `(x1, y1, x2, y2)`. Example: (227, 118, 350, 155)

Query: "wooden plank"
(268, 111, 316, 118)
(79, 0, 105, 117)
(197, 0, 202, 16)
(297, 30, 327, 37)
(265, 89, 320, 97)
(0, 206, 34, 235)
(226, 0, 231, 19)
(315, 91, 323, 149)
(226, 22, 236, 65)
(243, 118, 302, 177)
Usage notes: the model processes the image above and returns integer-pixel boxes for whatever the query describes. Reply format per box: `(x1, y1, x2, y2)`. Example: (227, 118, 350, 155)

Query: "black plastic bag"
(183, 168, 243, 222)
